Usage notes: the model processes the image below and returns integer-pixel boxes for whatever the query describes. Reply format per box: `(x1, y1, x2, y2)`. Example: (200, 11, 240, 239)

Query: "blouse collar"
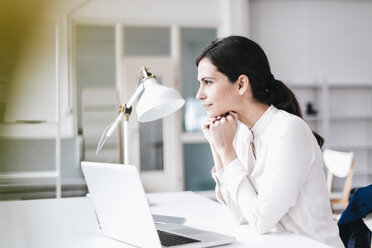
(251, 105, 278, 135)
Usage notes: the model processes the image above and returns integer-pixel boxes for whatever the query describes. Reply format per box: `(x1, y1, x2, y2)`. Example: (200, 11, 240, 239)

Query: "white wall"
(250, 0, 372, 83)
(72, 0, 219, 25)
(72, 0, 252, 37)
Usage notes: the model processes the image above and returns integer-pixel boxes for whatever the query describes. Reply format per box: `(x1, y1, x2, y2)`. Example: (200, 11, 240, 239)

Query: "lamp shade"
(136, 77, 185, 122)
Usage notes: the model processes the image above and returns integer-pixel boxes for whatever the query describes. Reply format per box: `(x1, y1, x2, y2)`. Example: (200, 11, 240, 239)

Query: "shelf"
(328, 83, 372, 89)
(304, 116, 323, 121)
(0, 121, 58, 125)
(0, 171, 58, 180)
(181, 132, 207, 144)
(329, 115, 372, 121)
(0, 136, 62, 140)
(287, 83, 322, 89)
(0, 122, 61, 139)
(353, 169, 372, 176)
(327, 145, 372, 151)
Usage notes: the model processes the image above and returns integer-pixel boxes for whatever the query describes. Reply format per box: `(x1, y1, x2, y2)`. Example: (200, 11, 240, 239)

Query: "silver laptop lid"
(81, 161, 162, 248)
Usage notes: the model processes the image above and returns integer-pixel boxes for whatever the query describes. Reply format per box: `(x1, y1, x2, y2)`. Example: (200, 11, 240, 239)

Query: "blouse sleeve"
(216, 120, 316, 233)
(212, 169, 247, 224)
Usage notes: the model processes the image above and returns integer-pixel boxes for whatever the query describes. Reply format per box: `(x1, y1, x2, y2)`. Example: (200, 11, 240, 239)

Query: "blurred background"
(0, 0, 371, 200)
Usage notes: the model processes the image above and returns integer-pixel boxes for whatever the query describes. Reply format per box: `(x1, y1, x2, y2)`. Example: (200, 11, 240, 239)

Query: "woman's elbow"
(249, 216, 277, 234)
(257, 226, 273, 234)
(255, 223, 272, 234)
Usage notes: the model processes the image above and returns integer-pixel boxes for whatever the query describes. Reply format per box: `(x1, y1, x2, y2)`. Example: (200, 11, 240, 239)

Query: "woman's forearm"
(210, 144, 223, 170)
(218, 147, 238, 168)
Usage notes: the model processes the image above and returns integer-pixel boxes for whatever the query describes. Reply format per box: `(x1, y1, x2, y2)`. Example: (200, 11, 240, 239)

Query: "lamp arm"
(124, 119, 130, 165)
(123, 78, 145, 164)
(127, 79, 145, 109)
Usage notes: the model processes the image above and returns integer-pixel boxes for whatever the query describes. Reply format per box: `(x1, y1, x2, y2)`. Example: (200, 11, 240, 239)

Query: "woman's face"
(196, 58, 238, 118)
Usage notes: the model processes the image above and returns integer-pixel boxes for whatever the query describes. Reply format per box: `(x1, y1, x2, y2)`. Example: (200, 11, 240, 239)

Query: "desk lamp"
(96, 67, 185, 165)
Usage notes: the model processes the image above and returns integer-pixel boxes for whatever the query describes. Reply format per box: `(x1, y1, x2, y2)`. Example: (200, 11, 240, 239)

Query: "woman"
(196, 36, 343, 248)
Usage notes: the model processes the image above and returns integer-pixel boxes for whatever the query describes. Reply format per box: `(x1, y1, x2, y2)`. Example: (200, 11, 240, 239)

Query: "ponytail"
(196, 35, 324, 148)
(268, 79, 324, 148)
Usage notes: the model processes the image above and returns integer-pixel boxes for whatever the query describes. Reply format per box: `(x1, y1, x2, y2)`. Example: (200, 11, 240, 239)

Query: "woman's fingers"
(202, 117, 215, 128)
(203, 112, 237, 130)
(228, 111, 238, 120)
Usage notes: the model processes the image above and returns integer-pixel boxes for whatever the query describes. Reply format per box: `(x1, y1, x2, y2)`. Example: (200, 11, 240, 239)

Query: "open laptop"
(81, 161, 235, 248)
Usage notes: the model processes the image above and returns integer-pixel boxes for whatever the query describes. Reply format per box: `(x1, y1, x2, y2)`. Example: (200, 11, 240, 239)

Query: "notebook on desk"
(81, 161, 235, 248)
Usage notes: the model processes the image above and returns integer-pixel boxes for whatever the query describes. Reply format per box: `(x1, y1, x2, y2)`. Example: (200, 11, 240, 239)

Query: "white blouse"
(212, 105, 344, 248)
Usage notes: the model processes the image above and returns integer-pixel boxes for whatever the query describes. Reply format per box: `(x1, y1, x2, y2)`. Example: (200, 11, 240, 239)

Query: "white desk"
(0, 191, 331, 248)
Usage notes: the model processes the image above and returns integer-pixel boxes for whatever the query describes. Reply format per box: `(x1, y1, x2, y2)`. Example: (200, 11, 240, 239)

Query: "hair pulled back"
(196, 36, 324, 148)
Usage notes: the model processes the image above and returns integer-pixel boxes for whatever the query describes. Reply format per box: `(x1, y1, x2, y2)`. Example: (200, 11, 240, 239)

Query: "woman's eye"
(204, 80, 213, 85)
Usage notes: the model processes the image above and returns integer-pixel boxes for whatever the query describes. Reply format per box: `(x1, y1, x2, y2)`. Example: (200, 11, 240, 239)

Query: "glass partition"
(184, 144, 214, 191)
(181, 27, 217, 133)
(180, 27, 217, 191)
(123, 26, 171, 56)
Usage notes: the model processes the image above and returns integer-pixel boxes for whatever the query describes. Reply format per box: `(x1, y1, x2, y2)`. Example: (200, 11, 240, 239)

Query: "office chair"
(323, 149, 355, 209)
(338, 184, 372, 248)
(364, 213, 372, 248)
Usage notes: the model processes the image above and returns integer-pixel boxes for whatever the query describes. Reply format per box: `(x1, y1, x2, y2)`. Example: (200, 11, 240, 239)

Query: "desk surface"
(0, 191, 332, 248)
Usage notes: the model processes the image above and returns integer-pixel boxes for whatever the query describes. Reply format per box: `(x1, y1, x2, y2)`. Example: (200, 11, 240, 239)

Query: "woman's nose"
(196, 86, 205, 100)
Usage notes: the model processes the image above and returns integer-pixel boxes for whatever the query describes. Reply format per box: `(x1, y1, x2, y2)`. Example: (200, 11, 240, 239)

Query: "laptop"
(81, 161, 236, 248)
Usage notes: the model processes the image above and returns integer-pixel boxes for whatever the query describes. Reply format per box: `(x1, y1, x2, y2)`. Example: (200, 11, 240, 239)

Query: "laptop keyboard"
(157, 230, 201, 247)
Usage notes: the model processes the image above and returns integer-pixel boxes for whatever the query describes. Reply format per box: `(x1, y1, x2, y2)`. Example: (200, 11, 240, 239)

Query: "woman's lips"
(203, 104, 212, 110)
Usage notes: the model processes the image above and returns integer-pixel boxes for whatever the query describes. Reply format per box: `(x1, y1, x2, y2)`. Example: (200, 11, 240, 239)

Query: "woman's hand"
(209, 111, 239, 165)
(201, 117, 225, 169)
(201, 117, 217, 144)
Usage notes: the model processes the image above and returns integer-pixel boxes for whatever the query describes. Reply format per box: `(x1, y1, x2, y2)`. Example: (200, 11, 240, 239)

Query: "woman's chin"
(206, 111, 218, 118)
(206, 112, 215, 118)
(207, 110, 228, 118)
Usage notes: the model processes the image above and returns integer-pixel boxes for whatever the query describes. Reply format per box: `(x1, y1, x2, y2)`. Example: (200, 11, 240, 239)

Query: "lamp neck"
(119, 104, 132, 121)
(140, 66, 156, 83)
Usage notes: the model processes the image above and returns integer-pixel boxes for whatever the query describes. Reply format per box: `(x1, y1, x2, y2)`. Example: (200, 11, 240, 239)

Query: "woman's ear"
(237, 75, 250, 96)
